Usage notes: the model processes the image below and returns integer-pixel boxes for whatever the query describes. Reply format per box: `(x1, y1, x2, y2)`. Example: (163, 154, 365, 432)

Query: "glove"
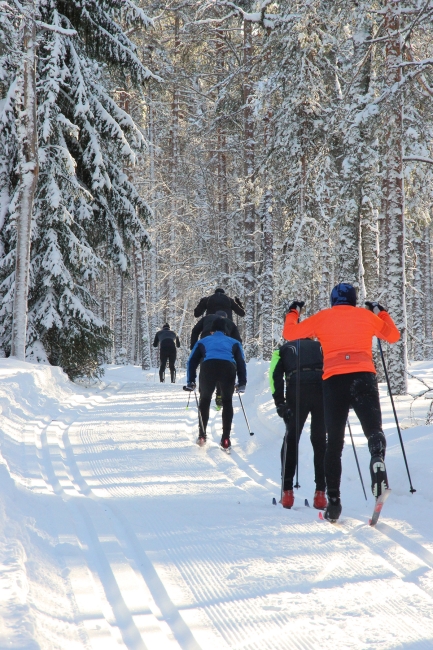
(276, 402, 292, 422)
(234, 296, 244, 309)
(183, 382, 196, 391)
(288, 300, 305, 314)
(235, 384, 246, 393)
(365, 301, 386, 315)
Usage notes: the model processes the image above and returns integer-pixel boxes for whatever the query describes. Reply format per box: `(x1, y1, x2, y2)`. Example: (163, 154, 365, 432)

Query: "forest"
(1, 0, 433, 394)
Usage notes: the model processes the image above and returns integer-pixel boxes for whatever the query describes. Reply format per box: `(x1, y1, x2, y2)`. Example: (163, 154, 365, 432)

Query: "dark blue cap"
(330, 283, 356, 307)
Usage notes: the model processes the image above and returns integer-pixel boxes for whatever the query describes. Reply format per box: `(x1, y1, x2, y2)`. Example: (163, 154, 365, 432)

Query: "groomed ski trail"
(2, 361, 433, 648)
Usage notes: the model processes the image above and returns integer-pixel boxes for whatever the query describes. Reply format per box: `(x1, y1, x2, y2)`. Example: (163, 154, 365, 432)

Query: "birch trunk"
(11, 6, 39, 360)
(168, 15, 180, 329)
(383, 2, 407, 393)
(134, 245, 151, 370)
(148, 96, 158, 367)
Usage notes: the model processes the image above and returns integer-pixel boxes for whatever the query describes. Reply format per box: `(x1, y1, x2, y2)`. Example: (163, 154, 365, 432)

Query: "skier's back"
(190, 310, 242, 350)
(194, 288, 245, 321)
(153, 324, 180, 383)
(283, 283, 400, 522)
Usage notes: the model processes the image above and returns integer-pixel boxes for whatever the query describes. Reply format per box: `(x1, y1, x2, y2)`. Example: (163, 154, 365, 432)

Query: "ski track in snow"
(1, 361, 433, 648)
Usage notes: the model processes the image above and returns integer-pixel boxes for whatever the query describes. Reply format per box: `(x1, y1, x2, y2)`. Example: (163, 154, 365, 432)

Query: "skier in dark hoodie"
(153, 324, 180, 383)
(270, 338, 327, 510)
(184, 317, 246, 450)
(194, 288, 245, 321)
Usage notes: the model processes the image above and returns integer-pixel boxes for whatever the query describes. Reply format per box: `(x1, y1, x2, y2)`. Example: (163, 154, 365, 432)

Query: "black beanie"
(215, 287, 225, 294)
(211, 317, 226, 332)
(163, 323, 170, 329)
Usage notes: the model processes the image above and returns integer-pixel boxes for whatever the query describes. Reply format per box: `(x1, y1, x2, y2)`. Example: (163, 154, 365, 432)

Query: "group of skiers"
(152, 282, 400, 522)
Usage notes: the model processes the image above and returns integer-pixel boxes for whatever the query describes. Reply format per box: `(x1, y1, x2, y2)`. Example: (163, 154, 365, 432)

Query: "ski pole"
(281, 424, 289, 501)
(236, 391, 255, 436)
(185, 391, 191, 409)
(193, 389, 206, 436)
(294, 339, 301, 489)
(377, 339, 416, 493)
(347, 419, 367, 501)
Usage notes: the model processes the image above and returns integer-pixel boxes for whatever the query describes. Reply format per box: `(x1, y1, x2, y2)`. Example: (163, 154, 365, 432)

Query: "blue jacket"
(187, 331, 247, 385)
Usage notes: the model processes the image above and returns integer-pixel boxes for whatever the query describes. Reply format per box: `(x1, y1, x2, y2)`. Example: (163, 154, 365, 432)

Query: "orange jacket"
(283, 306, 400, 380)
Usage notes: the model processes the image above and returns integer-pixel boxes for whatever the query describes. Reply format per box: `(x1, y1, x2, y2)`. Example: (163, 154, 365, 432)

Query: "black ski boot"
(324, 495, 342, 522)
(368, 432, 388, 498)
(370, 456, 388, 498)
(220, 435, 231, 452)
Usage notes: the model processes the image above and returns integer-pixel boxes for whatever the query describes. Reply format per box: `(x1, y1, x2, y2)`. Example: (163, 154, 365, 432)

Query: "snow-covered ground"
(0, 358, 433, 649)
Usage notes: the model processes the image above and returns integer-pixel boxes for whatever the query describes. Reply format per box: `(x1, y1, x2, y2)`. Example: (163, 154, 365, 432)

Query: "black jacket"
(194, 290, 245, 320)
(153, 327, 180, 351)
(270, 339, 323, 405)
(190, 314, 242, 349)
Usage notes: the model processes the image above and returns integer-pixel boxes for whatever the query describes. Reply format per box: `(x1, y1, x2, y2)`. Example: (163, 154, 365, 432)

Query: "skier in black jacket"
(194, 288, 245, 321)
(190, 311, 242, 350)
(270, 339, 327, 510)
(153, 324, 180, 383)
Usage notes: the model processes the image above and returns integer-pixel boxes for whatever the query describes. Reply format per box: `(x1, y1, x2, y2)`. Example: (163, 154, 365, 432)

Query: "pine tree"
(0, 0, 155, 378)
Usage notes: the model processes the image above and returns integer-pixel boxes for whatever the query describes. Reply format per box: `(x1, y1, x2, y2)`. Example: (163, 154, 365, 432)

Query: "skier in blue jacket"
(184, 317, 247, 450)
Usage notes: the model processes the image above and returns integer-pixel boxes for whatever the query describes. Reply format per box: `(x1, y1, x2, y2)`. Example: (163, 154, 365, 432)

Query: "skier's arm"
(153, 333, 159, 347)
(190, 320, 203, 349)
(269, 350, 284, 404)
(194, 297, 208, 318)
(233, 342, 247, 386)
(375, 311, 400, 343)
(231, 298, 246, 317)
(176, 335, 180, 348)
(230, 323, 242, 343)
(187, 342, 203, 383)
(283, 310, 318, 340)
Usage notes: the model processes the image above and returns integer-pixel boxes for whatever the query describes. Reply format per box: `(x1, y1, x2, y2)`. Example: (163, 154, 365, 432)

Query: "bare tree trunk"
(148, 96, 158, 367)
(383, 2, 407, 393)
(424, 225, 433, 358)
(114, 272, 124, 363)
(134, 245, 151, 370)
(261, 187, 273, 360)
(168, 14, 180, 329)
(412, 237, 424, 361)
(243, 18, 256, 360)
(11, 5, 39, 360)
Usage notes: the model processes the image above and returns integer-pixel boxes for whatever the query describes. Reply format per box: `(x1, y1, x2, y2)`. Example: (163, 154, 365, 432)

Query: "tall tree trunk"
(134, 245, 151, 370)
(114, 271, 124, 363)
(11, 5, 39, 360)
(243, 18, 256, 360)
(412, 237, 424, 361)
(261, 187, 273, 360)
(383, 1, 407, 393)
(424, 225, 433, 359)
(148, 95, 158, 367)
(168, 14, 180, 328)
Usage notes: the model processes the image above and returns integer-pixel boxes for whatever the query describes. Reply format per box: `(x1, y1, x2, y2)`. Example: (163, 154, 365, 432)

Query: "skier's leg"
(350, 372, 387, 496)
(282, 384, 309, 490)
(198, 363, 217, 436)
(169, 350, 176, 383)
(322, 375, 351, 497)
(159, 350, 168, 382)
(309, 383, 327, 492)
(218, 362, 236, 439)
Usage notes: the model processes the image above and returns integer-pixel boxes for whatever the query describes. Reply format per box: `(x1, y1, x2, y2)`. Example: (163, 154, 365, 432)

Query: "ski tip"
(272, 497, 277, 505)
(304, 498, 310, 507)
(250, 432, 255, 436)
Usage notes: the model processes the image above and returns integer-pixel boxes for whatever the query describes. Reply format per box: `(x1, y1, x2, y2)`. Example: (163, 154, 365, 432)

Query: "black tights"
(323, 372, 386, 497)
(280, 382, 326, 491)
(198, 360, 236, 437)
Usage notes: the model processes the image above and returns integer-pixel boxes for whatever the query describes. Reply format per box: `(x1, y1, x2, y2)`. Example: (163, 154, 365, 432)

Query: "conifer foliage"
(0, 0, 153, 379)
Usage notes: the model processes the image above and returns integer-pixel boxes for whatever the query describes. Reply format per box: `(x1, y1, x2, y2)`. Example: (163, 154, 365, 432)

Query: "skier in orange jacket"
(283, 282, 400, 521)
